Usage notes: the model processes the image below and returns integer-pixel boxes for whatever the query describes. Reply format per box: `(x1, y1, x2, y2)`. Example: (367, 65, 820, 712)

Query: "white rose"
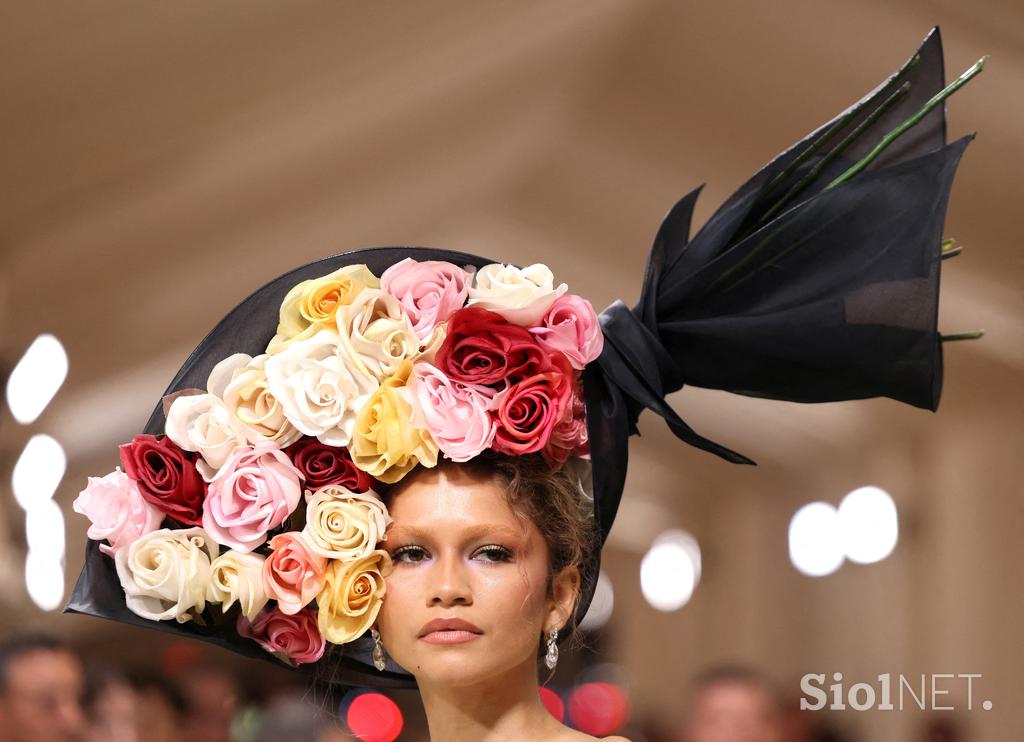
(336, 288, 420, 381)
(207, 550, 268, 621)
(263, 330, 377, 447)
(114, 528, 217, 623)
(164, 393, 250, 481)
(210, 353, 302, 447)
(302, 485, 392, 561)
(467, 263, 567, 326)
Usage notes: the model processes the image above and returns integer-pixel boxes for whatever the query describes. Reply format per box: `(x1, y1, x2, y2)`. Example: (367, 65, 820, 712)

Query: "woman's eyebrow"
(387, 523, 523, 543)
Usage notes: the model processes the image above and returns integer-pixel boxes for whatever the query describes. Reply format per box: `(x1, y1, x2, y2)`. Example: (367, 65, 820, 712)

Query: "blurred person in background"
(131, 671, 186, 742)
(254, 691, 358, 742)
(0, 632, 85, 742)
(683, 666, 783, 742)
(83, 667, 137, 742)
(177, 665, 240, 742)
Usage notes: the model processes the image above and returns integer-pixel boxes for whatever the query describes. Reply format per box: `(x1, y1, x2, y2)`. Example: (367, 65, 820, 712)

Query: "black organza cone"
(68, 27, 975, 689)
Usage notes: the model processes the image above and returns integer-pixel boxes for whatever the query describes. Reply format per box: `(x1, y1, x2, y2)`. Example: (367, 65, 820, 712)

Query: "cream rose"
(267, 264, 379, 353)
(210, 353, 302, 447)
(336, 288, 420, 382)
(317, 550, 391, 645)
(164, 393, 250, 480)
(263, 330, 377, 447)
(207, 550, 269, 622)
(114, 528, 217, 623)
(467, 263, 567, 326)
(302, 485, 391, 561)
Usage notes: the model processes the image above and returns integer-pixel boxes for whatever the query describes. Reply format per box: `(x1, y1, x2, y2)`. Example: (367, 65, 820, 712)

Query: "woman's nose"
(428, 552, 473, 606)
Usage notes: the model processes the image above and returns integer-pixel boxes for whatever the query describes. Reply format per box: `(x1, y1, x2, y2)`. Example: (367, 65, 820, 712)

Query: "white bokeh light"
(11, 434, 66, 510)
(789, 502, 844, 577)
(6, 334, 68, 424)
(580, 570, 615, 630)
(640, 529, 700, 611)
(25, 551, 65, 612)
(838, 486, 899, 564)
(25, 500, 66, 560)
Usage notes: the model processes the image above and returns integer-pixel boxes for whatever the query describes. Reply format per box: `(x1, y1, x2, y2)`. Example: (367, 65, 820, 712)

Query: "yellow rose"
(207, 550, 268, 621)
(349, 361, 439, 483)
(268, 265, 379, 353)
(303, 485, 392, 561)
(317, 550, 392, 645)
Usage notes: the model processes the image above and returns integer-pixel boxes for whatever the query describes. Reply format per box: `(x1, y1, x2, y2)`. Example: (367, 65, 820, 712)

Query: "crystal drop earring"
(544, 626, 559, 671)
(371, 627, 387, 672)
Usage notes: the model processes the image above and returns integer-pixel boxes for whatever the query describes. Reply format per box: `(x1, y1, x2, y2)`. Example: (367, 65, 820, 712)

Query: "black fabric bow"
(67, 27, 973, 690)
(584, 26, 971, 545)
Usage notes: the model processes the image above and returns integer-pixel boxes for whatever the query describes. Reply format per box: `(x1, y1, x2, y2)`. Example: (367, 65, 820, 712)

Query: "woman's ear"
(546, 565, 581, 632)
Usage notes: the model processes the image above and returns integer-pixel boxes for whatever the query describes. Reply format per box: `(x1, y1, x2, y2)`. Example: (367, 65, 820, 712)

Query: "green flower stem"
(753, 82, 911, 229)
(762, 52, 922, 197)
(941, 245, 963, 260)
(940, 330, 985, 342)
(827, 56, 988, 190)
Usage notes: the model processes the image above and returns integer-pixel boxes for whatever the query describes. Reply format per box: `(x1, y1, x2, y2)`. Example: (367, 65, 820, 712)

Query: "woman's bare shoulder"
(600, 737, 632, 742)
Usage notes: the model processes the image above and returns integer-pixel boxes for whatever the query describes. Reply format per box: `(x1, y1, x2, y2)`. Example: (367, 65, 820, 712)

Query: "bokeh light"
(838, 485, 899, 564)
(539, 686, 565, 721)
(346, 692, 403, 742)
(5, 334, 68, 424)
(567, 682, 631, 736)
(25, 550, 64, 612)
(789, 502, 844, 577)
(11, 434, 66, 510)
(640, 529, 700, 611)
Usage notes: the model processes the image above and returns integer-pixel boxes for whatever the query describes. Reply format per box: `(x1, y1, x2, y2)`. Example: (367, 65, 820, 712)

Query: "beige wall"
(2, 2, 1021, 739)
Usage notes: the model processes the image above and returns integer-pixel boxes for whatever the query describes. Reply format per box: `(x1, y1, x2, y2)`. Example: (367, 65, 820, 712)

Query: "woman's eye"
(473, 545, 513, 563)
(391, 545, 428, 563)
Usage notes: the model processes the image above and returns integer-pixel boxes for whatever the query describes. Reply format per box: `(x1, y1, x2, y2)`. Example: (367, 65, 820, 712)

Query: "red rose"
(492, 357, 574, 456)
(286, 438, 372, 491)
(435, 307, 549, 388)
(542, 382, 590, 468)
(119, 434, 206, 525)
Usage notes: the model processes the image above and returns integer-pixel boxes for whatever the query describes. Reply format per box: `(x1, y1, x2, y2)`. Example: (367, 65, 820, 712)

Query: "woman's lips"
(418, 617, 483, 644)
(420, 629, 482, 645)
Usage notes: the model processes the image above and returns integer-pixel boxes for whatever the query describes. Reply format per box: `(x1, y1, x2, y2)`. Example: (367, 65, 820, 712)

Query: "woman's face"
(375, 465, 568, 688)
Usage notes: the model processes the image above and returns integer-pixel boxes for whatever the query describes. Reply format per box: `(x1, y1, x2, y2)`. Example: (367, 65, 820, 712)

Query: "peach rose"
(262, 531, 328, 615)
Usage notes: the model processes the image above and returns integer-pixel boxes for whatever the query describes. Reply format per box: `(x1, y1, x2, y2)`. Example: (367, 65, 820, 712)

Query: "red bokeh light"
(567, 682, 631, 736)
(539, 686, 565, 721)
(346, 692, 404, 742)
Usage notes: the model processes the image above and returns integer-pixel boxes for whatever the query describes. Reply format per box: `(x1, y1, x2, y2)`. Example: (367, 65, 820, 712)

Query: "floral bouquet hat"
(67, 28, 984, 688)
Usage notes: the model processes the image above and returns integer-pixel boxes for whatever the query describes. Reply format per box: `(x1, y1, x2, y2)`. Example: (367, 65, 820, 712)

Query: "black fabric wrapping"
(67, 27, 973, 690)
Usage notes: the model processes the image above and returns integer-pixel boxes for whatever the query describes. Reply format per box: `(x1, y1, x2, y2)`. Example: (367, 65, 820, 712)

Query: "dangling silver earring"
(371, 628, 387, 672)
(544, 626, 559, 670)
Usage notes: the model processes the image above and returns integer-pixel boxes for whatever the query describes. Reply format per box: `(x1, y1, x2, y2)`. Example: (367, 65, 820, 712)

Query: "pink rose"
(262, 532, 328, 615)
(410, 362, 496, 462)
(73, 469, 164, 556)
(237, 605, 325, 666)
(380, 258, 473, 342)
(202, 441, 304, 553)
(529, 294, 603, 370)
(492, 356, 574, 456)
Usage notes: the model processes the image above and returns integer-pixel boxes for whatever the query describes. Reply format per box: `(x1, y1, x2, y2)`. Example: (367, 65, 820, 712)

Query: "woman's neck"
(417, 658, 566, 742)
